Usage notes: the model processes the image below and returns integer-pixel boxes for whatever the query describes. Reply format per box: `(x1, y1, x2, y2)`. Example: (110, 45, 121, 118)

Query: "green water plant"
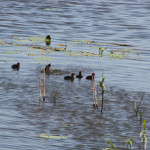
(126, 137, 133, 149)
(103, 136, 133, 150)
(99, 74, 107, 113)
(140, 120, 147, 150)
(103, 138, 118, 150)
(53, 88, 59, 104)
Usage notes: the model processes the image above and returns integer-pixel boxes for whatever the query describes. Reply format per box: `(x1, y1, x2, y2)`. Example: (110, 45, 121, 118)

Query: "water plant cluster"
(3, 35, 147, 149)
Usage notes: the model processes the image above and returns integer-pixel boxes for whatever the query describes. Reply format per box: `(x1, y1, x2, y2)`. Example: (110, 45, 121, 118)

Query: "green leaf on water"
(145, 136, 147, 149)
(140, 131, 144, 137)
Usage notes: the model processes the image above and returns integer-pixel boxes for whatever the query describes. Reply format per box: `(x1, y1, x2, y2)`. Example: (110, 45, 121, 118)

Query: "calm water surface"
(0, 0, 150, 149)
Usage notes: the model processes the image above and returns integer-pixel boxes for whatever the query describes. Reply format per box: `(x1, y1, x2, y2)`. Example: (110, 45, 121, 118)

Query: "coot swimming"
(11, 62, 20, 70)
(86, 73, 95, 80)
(76, 71, 83, 79)
(45, 63, 52, 72)
(64, 73, 75, 80)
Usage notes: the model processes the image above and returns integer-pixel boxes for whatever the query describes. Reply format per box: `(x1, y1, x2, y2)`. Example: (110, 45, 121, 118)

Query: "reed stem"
(92, 75, 95, 108)
(101, 87, 104, 113)
(136, 92, 145, 116)
(42, 49, 46, 101)
(39, 75, 41, 100)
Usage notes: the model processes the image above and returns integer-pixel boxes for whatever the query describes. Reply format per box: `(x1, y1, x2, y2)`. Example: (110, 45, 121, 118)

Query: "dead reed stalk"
(39, 75, 41, 100)
(92, 75, 95, 109)
(42, 49, 46, 101)
(101, 86, 104, 113)
(92, 76, 99, 110)
(136, 92, 145, 116)
(94, 88, 98, 109)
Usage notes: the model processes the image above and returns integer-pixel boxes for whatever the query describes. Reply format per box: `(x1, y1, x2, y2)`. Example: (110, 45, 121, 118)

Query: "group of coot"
(11, 62, 95, 81)
(64, 72, 95, 81)
(44, 63, 95, 81)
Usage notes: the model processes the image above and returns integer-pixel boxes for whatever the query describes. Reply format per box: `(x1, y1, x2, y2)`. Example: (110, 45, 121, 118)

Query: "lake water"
(0, 0, 150, 149)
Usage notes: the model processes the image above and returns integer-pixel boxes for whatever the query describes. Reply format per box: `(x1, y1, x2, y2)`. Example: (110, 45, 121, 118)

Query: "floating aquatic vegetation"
(81, 52, 100, 57)
(39, 133, 67, 139)
(60, 123, 74, 127)
(67, 39, 88, 43)
(66, 52, 81, 57)
(126, 57, 142, 60)
(28, 36, 44, 43)
(0, 58, 15, 61)
(29, 46, 45, 50)
(34, 57, 52, 61)
(51, 47, 67, 52)
(27, 53, 37, 56)
(66, 51, 100, 57)
(111, 43, 135, 47)
(108, 47, 141, 60)
(107, 52, 127, 59)
(15, 50, 27, 52)
(56, 44, 67, 47)
(4, 51, 19, 54)
(110, 50, 131, 53)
